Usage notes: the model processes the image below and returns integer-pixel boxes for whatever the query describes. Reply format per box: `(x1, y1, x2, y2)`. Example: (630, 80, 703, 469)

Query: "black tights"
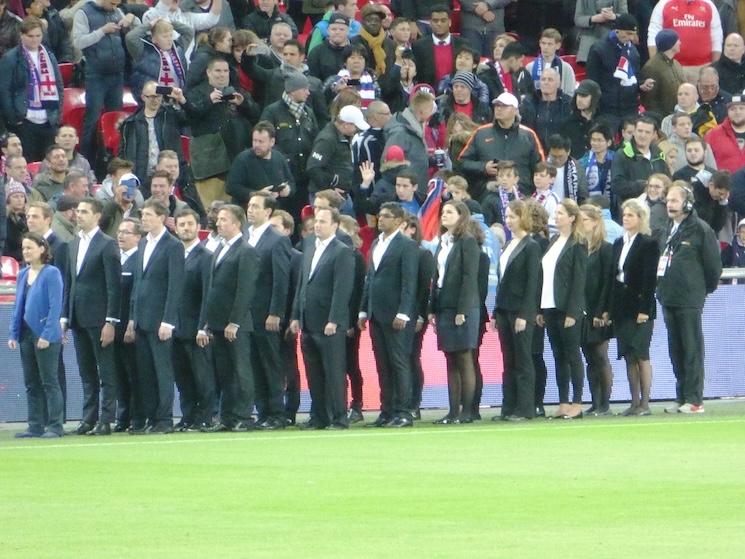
(581, 341, 612, 411)
(445, 350, 476, 420)
(625, 357, 652, 410)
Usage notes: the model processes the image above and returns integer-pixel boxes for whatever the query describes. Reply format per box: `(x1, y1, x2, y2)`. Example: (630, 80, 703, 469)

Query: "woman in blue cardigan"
(8, 232, 64, 438)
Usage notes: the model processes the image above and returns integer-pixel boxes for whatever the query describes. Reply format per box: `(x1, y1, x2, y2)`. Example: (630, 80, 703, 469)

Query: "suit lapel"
(144, 232, 168, 274)
(309, 239, 335, 281)
(622, 235, 641, 274)
(77, 231, 100, 277)
(505, 236, 528, 270)
(375, 233, 400, 273)
(214, 239, 239, 270)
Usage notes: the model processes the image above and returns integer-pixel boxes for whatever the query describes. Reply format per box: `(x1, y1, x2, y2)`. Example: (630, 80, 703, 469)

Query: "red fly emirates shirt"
(648, 0, 723, 67)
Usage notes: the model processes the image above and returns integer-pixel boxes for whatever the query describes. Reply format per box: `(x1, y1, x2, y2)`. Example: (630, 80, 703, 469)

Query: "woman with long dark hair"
(8, 233, 64, 438)
(609, 199, 660, 416)
(493, 200, 542, 421)
(579, 204, 614, 415)
(538, 199, 588, 420)
(429, 201, 480, 424)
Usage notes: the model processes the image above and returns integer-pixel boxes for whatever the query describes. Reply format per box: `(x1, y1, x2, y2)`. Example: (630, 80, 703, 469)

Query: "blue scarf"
(531, 55, 562, 89)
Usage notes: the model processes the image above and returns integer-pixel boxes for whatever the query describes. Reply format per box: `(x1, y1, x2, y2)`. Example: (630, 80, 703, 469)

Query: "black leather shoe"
(457, 415, 473, 424)
(299, 420, 327, 430)
(113, 422, 129, 433)
(411, 409, 421, 420)
(390, 417, 413, 428)
(14, 430, 42, 438)
(40, 430, 63, 438)
(149, 424, 175, 434)
(88, 422, 111, 436)
(128, 424, 147, 435)
(505, 415, 527, 422)
(201, 422, 230, 433)
(257, 418, 285, 430)
(433, 415, 457, 425)
(584, 405, 598, 416)
(535, 407, 546, 418)
(174, 421, 190, 432)
(347, 408, 364, 423)
(367, 414, 392, 427)
(70, 421, 93, 435)
(329, 422, 349, 430)
(234, 419, 258, 432)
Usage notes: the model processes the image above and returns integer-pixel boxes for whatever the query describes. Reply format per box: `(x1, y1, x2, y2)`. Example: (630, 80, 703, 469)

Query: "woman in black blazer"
(579, 204, 614, 416)
(526, 200, 550, 417)
(609, 199, 660, 416)
(429, 201, 480, 424)
(493, 200, 542, 421)
(538, 199, 588, 420)
(467, 220, 491, 420)
(401, 215, 436, 419)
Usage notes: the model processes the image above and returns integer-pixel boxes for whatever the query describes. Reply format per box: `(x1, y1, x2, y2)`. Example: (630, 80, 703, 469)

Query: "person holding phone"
(8, 233, 65, 438)
(574, 0, 629, 63)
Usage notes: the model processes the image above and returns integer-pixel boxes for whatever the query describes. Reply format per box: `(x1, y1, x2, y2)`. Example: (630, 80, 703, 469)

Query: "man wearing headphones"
(657, 183, 722, 414)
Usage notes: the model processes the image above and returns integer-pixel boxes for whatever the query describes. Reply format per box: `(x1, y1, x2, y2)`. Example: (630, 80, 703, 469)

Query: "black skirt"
(436, 307, 480, 353)
(614, 316, 654, 361)
(582, 315, 613, 345)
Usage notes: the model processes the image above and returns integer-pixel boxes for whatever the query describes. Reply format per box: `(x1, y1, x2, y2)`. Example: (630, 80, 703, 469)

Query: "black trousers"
(663, 306, 705, 405)
(173, 337, 217, 426)
(13, 120, 57, 163)
(135, 329, 175, 428)
(370, 318, 413, 420)
(73, 325, 117, 424)
(301, 330, 347, 426)
(250, 329, 285, 420)
(114, 338, 143, 427)
(544, 310, 584, 404)
(282, 333, 300, 422)
(496, 310, 536, 418)
(346, 328, 363, 409)
(409, 323, 427, 410)
(212, 329, 255, 426)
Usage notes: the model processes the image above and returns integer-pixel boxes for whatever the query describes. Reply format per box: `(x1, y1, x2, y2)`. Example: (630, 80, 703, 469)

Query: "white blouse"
(541, 235, 569, 309)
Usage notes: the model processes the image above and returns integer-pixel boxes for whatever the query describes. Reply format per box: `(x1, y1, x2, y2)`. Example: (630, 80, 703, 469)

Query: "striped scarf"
(158, 47, 185, 90)
(338, 69, 376, 107)
(282, 91, 306, 122)
(23, 45, 59, 109)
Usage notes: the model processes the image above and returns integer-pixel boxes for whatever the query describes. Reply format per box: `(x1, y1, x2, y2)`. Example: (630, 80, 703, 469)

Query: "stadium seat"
(122, 88, 139, 113)
(99, 111, 129, 154)
(26, 161, 42, 177)
(61, 87, 86, 139)
(1, 256, 20, 281)
(359, 225, 377, 259)
(561, 54, 586, 82)
(181, 135, 190, 163)
(58, 63, 74, 87)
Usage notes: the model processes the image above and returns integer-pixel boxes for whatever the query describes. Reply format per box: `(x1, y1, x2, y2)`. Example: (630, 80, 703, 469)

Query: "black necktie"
(438, 40, 446, 46)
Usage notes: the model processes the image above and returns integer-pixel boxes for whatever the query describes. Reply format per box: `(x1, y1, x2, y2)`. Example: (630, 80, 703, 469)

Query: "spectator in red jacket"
(707, 94, 745, 172)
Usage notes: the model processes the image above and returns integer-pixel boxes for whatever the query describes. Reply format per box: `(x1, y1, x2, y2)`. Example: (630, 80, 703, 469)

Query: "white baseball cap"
(338, 105, 370, 131)
(492, 92, 519, 108)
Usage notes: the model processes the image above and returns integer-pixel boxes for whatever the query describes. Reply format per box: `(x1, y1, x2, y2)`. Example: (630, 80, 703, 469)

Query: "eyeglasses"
(378, 213, 395, 219)
(117, 230, 136, 236)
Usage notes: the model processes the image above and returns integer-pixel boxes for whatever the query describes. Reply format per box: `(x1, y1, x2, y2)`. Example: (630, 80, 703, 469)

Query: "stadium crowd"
(0, 0, 735, 437)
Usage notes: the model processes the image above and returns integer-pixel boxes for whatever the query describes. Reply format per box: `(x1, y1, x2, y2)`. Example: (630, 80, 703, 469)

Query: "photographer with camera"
(184, 57, 260, 208)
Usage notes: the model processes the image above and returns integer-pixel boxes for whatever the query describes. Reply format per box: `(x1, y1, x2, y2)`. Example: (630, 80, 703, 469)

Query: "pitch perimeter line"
(1, 417, 743, 452)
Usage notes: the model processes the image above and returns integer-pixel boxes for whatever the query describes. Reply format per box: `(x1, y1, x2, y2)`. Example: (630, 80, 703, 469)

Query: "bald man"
(661, 83, 718, 138)
(714, 33, 745, 95)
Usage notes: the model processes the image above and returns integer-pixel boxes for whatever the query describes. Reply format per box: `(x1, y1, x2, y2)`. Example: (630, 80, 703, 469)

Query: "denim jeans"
(81, 71, 124, 160)
(20, 326, 64, 434)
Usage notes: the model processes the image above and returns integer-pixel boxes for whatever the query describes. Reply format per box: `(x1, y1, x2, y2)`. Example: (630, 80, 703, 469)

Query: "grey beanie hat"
(284, 71, 310, 93)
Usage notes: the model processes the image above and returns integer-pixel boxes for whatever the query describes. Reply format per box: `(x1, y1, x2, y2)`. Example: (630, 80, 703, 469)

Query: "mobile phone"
(155, 86, 173, 96)
(346, 78, 361, 87)
(271, 182, 287, 193)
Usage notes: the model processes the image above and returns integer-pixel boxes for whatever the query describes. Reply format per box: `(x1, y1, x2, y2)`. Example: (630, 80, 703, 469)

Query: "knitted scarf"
(282, 91, 306, 122)
(359, 27, 387, 76)
(531, 55, 562, 89)
(338, 68, 376, 106)
(158, 47, 185, 89)
(562, 158, 580, 201)
(23, 45, 59, 109)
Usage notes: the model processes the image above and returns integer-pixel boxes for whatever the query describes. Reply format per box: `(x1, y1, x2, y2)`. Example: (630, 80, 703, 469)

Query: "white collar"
(248, 221, 272, 239)
(78, 226, 100, 240)
(147, 227, 167, 244)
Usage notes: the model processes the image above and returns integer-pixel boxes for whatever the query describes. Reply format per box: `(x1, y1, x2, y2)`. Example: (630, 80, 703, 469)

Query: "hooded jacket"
(562, 79, 602, 158)
(383, 108, 431, 194)
(586, 31, 641, 118)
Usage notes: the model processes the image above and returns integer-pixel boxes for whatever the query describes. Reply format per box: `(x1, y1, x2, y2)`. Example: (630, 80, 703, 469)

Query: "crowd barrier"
(1, 284, 745, 423)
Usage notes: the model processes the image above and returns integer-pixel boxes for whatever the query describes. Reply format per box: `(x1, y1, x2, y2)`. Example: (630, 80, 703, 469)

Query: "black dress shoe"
(88, 422, 111, 436)
(14, 430, 42, 438)
(584, 405, 598, 416)
(256, 418, 285, 430)
(433, 415, 457, 425)
(505, 415, 528, 422)
(411, 409, 421, 420)
(329, 422, 349, 430)
(472, 412, 482, 421)
(390, 417, 413, 428)
(235, 419, 258, 431)
(367, 414, 392, 427)
(113, 422, 129, 433)
(299, 420, 327, 430)
(201, 422, 230, 433)
(149, 424, 175, 434)
(457, 415, 473, 424)
(535, 407, 546, 418)
(347, 408, 364, 423)
(70, 421, 94, 435)
(128, 424, 148, 435)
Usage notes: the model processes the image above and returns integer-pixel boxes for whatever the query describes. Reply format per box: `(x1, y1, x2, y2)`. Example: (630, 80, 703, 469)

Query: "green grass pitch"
(1, 401, 744, 558)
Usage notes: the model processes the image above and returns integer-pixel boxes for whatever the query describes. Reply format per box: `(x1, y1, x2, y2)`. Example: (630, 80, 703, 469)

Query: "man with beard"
(707, 94, 745, 172)
(202, 200, 225, 253)
(352, 3, 395, 77)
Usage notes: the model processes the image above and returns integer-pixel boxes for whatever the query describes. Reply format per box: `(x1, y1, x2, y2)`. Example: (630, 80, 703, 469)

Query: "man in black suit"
(173, 209, 216, 431)
(358, 202, 419, 427)
(114, 217, 142, 432)
(62, 198, 121, 435)
(269, 210, 303, 425)
(26, 201, 69, 418)
(198, 205, 260, 432)
(411, 5, 468, 88)
(245, 192, 291, 429)
(126, 199, 184, 434)
(290, 207, 354, 429)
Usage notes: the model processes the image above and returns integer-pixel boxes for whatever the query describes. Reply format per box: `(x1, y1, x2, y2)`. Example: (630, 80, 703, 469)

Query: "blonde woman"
(537, 199, 588, 420)
(609, 199, 660, 416)
(579, 204, 614, 415)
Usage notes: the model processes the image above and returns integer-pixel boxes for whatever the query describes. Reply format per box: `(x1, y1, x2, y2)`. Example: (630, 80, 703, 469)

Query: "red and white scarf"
(23, 45, 59, 109)
(158, 48, 185, 90)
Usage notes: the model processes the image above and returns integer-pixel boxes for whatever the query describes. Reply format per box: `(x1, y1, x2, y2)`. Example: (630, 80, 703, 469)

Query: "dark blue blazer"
(10, 264, 64, 343)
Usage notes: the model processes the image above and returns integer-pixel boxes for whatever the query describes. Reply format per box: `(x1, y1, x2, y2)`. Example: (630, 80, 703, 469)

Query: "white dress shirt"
(499, 237, 519, 279)
(541, 235, 568, 309)
(310, 235, 334, 278)
(247, 221, 271, 248)
(360, 230, 409, 322)
(433, 34, 452, 46)
(142, 226, 167, 270)
(183, 239, 199, 260)
(617, 232, 638, 282)
(216, 233, 243, 265)
(204, 232, 222, 253)
(436, 233, 454, 289)
(120, 247, 137, 266)
(76, 226, 100, 275)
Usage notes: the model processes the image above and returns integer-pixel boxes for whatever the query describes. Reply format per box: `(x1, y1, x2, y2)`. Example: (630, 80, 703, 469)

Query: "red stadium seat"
(61, 87, 86, 139)
(1, 256, 20, 281)
(58, 63, 74, 87)
(27, 161, 42, 177)
(122, 88, 139, 113)
(99, 111, 129, 154)
(181, 135, 190, 163)
(359, 225, 377, 259)
(561, 54, 586, 82)
(451, 7, 461, 33)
